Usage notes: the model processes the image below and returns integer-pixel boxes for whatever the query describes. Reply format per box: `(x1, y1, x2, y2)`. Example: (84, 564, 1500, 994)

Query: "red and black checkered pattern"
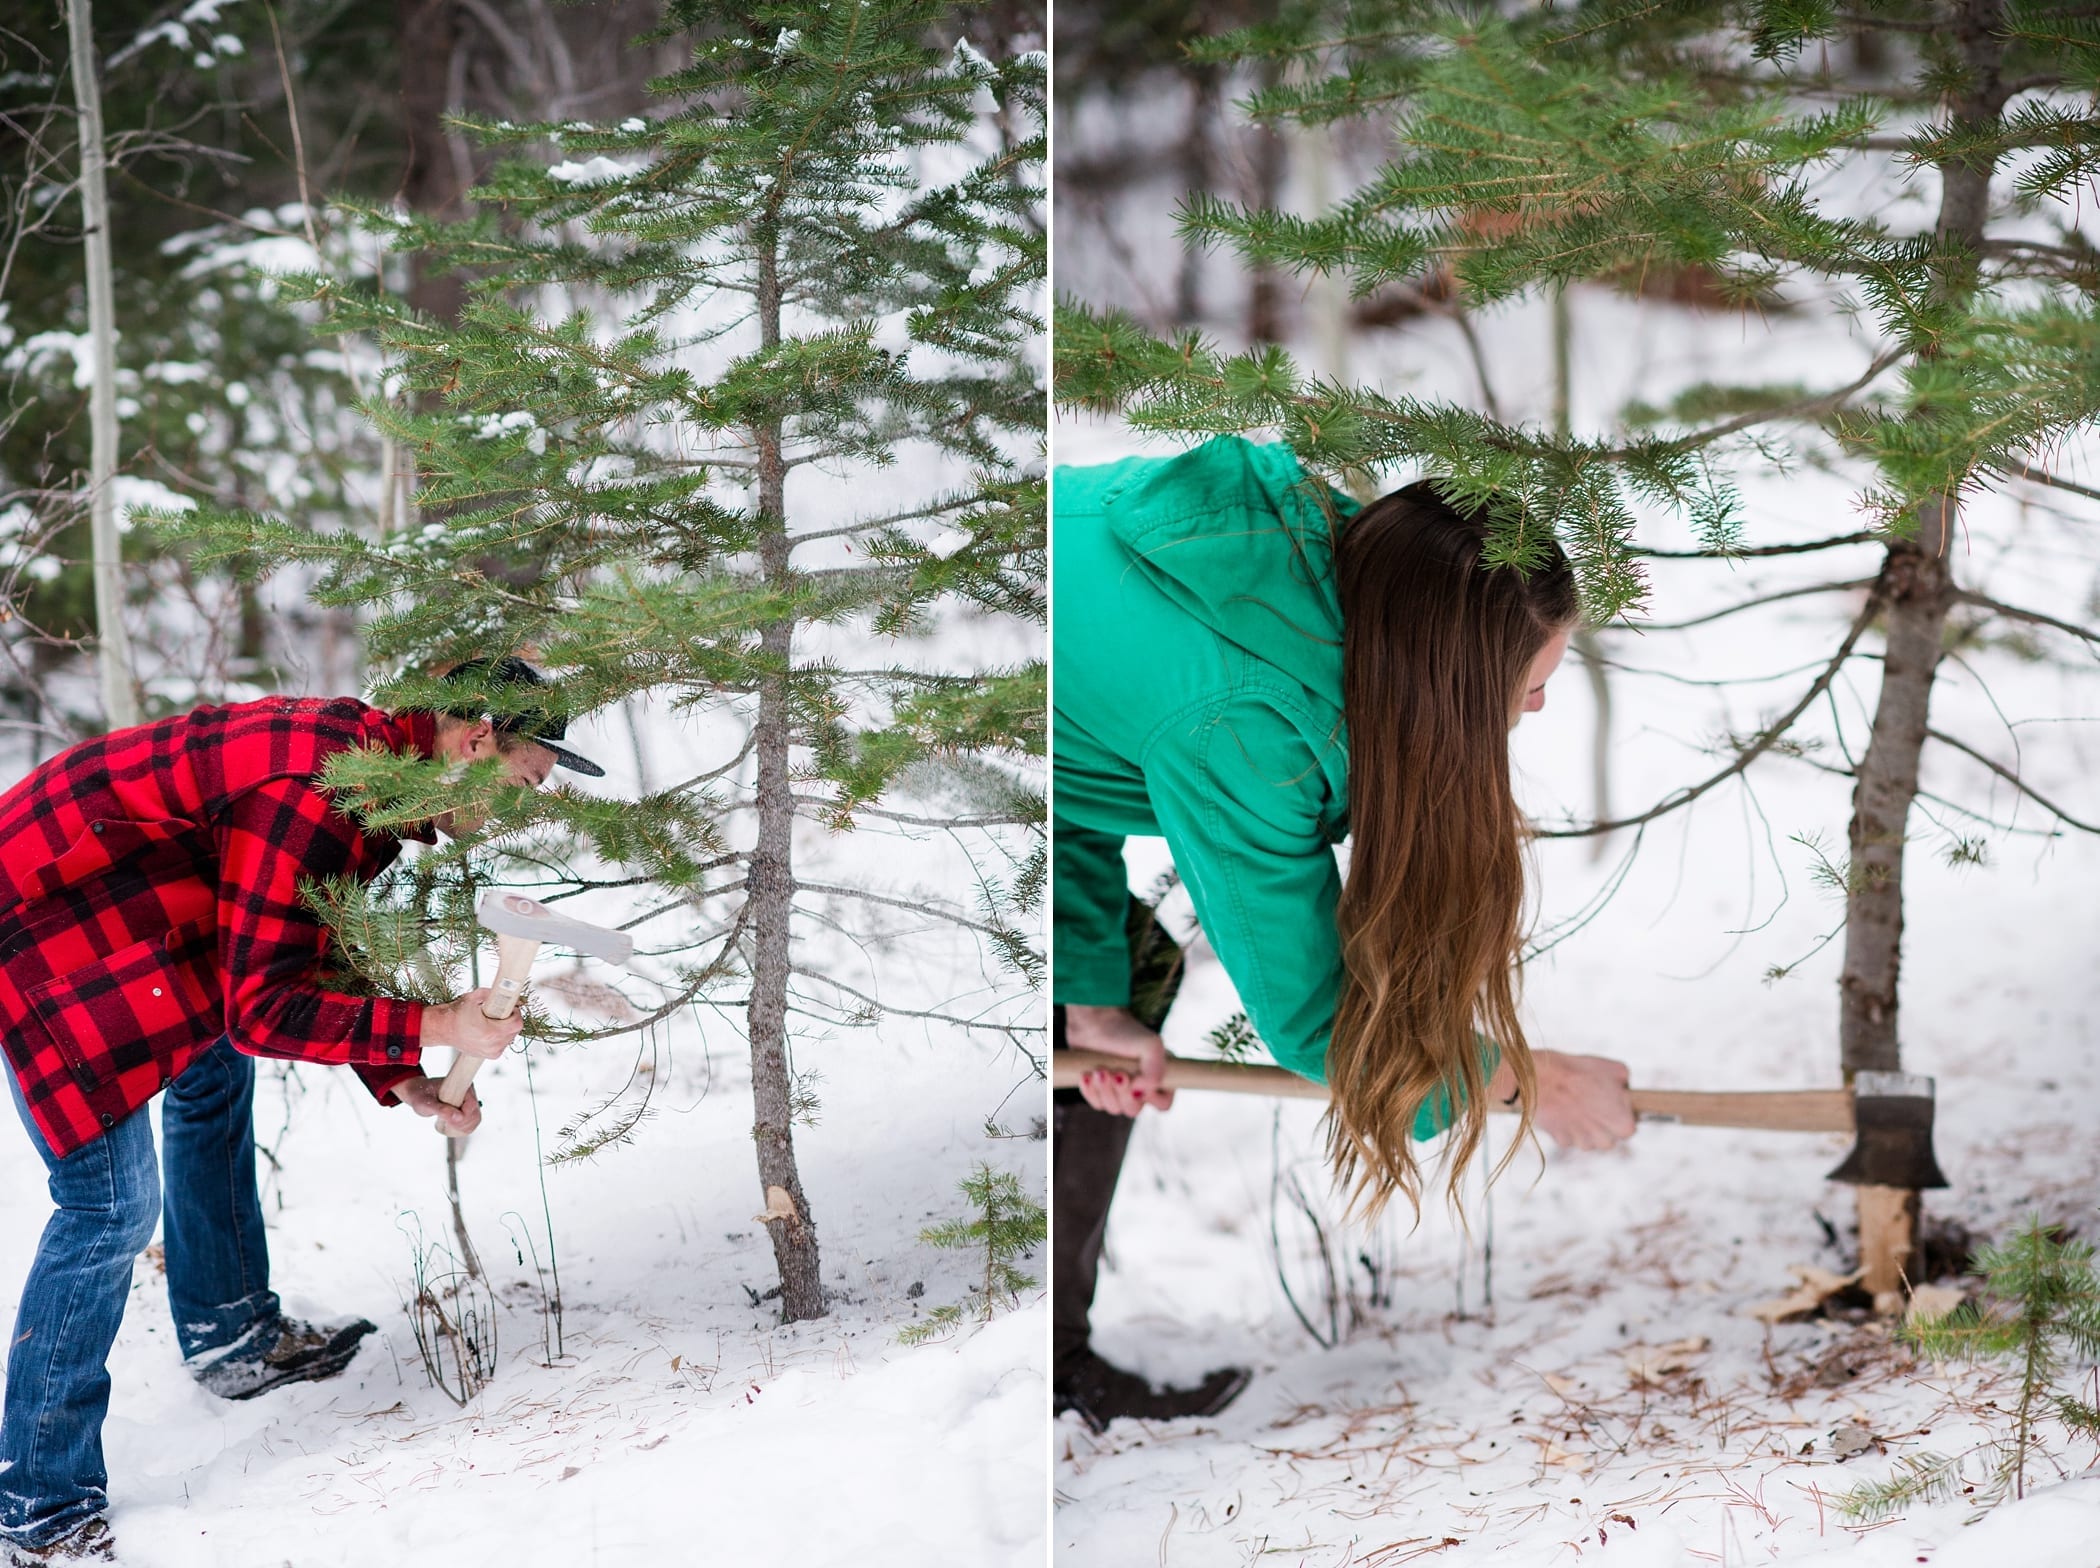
(0, 697, 435, 1157)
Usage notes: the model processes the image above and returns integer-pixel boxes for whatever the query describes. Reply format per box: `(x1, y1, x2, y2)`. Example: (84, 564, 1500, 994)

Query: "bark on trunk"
(746, 217, 825, 1323)
(1838, 0, 2005, 1303)
(397, 0, 469, 325)
(1245, 64, 1287, 344)
(1175, 70, 1217, 326)
(65, 0, 139, 731)
(1837, 0, 2004, 1080)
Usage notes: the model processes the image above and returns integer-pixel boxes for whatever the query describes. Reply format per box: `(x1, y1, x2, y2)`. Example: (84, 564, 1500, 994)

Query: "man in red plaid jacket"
(0, 659, 603, 1565)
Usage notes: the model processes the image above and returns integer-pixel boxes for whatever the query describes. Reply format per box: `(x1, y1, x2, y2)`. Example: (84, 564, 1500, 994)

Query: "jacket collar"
(371, 706, 441, 844)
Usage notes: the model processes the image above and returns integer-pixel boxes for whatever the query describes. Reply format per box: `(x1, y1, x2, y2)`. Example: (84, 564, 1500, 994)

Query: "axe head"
(476, 891, 635, 966)
(1826, 1071, 1948, 1190)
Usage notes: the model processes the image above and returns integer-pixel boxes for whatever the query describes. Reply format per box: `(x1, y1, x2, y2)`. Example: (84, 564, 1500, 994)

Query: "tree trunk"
(1837, 0, 2003, 1079)
(396, 0, 469, 325)
(1175, 70, 1217, 326)
(1551, 282, 1616, 857)
(1837, 0, 2004, 1304)
(746, 216, 825, 1323)
(65, 0, 139, 731)
(1245, 63, 1286, 344)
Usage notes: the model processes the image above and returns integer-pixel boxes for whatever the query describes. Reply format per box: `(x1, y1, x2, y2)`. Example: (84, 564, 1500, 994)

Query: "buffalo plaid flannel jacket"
(0, 696, 436, 1158)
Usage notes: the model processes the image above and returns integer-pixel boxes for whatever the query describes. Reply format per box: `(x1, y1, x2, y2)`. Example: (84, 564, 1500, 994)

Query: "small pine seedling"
(1840, 1216, 2100, 1522)
(900, 1163, 1046, 1345)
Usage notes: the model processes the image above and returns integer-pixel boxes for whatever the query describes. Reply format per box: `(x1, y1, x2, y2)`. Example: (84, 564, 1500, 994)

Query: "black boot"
(1053, 996, 1250, 1434)
(1053, 1347, 1252, 1434)
(187, 1312, 375, 1400)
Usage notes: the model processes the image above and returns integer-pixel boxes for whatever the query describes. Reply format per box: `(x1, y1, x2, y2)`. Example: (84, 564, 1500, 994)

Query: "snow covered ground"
(0, 855, 1046, 1568)
(1050, 101, 2100, 1559)
(0, 598, 1047, 1567)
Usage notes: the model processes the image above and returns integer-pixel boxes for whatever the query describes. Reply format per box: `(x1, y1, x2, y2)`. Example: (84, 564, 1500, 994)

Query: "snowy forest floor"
(0, 1013, 1046, 1566)
(1058, 819, 2099, 1566)
(1051, 391, 2100, 1564)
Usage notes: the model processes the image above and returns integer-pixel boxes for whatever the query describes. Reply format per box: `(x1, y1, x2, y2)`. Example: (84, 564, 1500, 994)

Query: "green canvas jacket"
(1053, 436, 1476, 1142)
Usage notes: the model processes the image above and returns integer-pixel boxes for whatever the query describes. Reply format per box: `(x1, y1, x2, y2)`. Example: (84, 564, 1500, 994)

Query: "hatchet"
(1051, 1051, 1943, 1178)
(436, 891, 636, 1113)
(1057, 1048, 1947, 1312)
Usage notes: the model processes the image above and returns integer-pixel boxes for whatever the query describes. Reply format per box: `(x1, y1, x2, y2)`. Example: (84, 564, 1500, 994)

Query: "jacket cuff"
(1410, 1034, 1505, 1142)
(350, 997, 425, 1071)
(1049, 960, 1134, 1007)
(354, 1062, 422, 1105)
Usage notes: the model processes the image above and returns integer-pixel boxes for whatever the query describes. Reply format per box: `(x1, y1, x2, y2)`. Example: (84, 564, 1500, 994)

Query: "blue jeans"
(1, 1038, 277, 1546)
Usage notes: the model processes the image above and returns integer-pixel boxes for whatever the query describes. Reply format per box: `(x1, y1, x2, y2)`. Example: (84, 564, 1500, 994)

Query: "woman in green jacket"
(1052, 436, 1637, 1430)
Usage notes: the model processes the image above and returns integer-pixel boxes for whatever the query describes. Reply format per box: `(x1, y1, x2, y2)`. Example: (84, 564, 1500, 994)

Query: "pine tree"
(900, 1160, 1046, 1342)
(173, 1, 1046, 1323)
(1054, 0, 2100, 1289)
(1842, 1216, 2100, 1518)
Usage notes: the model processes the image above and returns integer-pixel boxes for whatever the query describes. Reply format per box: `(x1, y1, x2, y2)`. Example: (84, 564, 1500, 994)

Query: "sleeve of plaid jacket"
(213, 774, 425, 1103)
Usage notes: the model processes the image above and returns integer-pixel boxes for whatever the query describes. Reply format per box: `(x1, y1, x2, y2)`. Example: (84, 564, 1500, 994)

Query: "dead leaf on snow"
(1534, 1438, 1589, 1471)
(1540, 1372, 1582, 1397)
(1745, 1265, 1863, 1324)
(1830, 1423, 1875, 1461)
(1625, 1337, 1709, 1382)
(1905, 1283, 1967, 1325)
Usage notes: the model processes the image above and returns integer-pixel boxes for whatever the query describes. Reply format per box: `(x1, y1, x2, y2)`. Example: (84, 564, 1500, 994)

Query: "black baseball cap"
(438, 656, 606, 778)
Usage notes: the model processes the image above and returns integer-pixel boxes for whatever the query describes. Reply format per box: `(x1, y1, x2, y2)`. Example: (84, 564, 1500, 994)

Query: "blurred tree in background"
(0, 0, 673, 739)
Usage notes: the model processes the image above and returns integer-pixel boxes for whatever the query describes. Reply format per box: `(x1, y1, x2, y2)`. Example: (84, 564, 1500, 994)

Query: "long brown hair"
(1328, 480, 1579, 1220)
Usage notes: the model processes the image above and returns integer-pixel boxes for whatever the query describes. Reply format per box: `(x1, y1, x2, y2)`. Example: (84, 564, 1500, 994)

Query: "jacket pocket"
(23, 917, 220, 1090)
(19, 818, 194, 906)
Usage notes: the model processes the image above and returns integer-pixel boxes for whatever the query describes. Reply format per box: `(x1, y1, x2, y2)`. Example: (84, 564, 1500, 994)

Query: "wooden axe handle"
(1052, 1050, 1854, 1133)
(437, 932, 540, 1115)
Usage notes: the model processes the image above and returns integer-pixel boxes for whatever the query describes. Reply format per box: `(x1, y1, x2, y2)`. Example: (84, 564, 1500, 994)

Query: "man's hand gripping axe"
(437, 891, 636, 1114)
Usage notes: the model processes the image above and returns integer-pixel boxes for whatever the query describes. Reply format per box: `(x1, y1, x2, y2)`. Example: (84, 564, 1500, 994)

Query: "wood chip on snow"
(1744, 1266, 1862, 1323)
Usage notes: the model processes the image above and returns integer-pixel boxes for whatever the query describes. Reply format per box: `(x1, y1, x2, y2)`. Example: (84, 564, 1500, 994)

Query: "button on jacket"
(0, 696, 434, 1158)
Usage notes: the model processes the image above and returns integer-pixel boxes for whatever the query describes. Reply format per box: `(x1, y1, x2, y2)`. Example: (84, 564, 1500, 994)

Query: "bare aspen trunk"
(1837, 0, 2002, 1079)
(65, 0, 139, 731)
(746, 217, 825, 1322)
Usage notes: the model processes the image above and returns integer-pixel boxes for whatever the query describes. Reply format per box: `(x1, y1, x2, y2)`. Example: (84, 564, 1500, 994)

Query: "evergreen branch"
(552, 965, 726, 1045)
(1537, 593, 1880, 838)
(1955, 588, 2100, 648)
(1926, 728, 2100, 833)
(793, 879, 1020, 941)
(1632, 532, 1884, 558)
(1661, 348, 1906, 454)
(2004, 460, 2100, 505)
(1634, 578, 1875, 632)
(794, 800, 1034, 829)
(786, 967, 1044, 1035)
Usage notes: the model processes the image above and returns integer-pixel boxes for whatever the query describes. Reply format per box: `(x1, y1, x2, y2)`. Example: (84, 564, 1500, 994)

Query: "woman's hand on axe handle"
(419, 987, 524, 1059)
(1066, 1005, 1175, 1116)
(1509, 1048, 1636, 1152)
